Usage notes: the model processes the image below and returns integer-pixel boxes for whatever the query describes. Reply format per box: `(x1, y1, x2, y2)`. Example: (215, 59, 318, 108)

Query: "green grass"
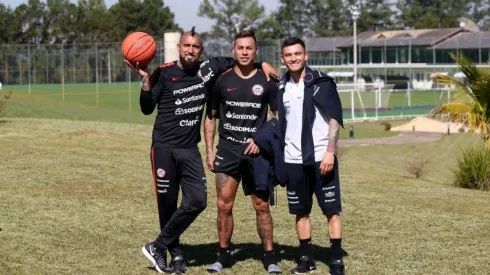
(6, 83, 449, 114)
(1, 118, 489, 275)
(3, 91, 406, 140)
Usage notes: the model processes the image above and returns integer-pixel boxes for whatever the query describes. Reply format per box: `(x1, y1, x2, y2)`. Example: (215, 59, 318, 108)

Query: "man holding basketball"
(204, 28, 281, 274)
(125, 28, 278, 274)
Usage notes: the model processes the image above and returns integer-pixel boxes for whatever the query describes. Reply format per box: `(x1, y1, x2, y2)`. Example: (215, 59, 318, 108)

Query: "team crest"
(157, 168, 166, 178)
(251, 84, 264, 96)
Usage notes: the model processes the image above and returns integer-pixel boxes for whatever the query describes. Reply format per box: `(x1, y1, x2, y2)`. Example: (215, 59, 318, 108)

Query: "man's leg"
(154, 147, 208, 273)
(285, 163, 316, 274)
(251, 194, 273, 251)
(315, 158, 344, 275)
(142, 146, 179, 273)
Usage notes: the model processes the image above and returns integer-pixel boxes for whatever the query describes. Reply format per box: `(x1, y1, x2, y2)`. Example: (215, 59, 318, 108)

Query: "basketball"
(122, 32, 157, 68)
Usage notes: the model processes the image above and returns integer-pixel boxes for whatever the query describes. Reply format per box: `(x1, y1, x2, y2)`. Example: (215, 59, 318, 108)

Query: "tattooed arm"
(320, 118, 340, 176)
(204, 109, 217, 172)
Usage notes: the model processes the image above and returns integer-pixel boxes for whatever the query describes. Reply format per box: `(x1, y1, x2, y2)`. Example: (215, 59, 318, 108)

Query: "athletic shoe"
(289, 256, 316, 274)
(142, 242, 167, 273)
(164, 255, 186, 274)
(329, 259, 344, 275)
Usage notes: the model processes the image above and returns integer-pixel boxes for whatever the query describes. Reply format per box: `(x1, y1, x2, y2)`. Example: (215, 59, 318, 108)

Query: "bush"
(407, 158, 428, 179)
(454, 146, 490, 191)
(380, 121, 391, 131)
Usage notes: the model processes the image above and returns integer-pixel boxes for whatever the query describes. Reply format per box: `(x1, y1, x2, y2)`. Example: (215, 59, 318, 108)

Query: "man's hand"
(243, 139, 260, 155)
(261, 62, 279, 82)
(206, 152, 215, 172)
(124, 60, 148, 79)
(320, 152, 335, 176)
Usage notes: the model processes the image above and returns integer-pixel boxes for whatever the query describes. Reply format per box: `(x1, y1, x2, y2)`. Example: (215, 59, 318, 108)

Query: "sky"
(1, 0, 280, 32)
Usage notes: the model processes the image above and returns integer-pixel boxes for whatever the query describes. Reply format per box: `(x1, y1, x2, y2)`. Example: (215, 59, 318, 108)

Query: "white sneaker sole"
(142, 246, 164, 273)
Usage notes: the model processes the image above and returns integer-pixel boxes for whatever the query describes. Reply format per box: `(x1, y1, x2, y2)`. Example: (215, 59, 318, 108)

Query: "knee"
(252, 198, 270, 215)
(216, 198, 233, 214)
(188, 195, 207, 213)
(326, 213, 341, 223)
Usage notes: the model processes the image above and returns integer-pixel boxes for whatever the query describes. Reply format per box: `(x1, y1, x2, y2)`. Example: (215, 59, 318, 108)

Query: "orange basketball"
(122, 32, 157, 68)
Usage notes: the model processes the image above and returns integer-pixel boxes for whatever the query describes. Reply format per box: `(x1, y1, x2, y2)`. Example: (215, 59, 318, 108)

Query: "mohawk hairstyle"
(191, 26, 196, 36)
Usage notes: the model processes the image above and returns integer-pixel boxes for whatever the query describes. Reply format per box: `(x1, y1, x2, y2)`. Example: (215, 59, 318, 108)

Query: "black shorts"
(213, 147, 268, 199)
(285, 158, 342, 215)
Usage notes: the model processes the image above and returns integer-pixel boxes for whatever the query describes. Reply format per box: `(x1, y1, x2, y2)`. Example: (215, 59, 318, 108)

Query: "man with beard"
(125, 28, 279, 274)
(278, 37, 344, 275)
(204, 28, 281, 274)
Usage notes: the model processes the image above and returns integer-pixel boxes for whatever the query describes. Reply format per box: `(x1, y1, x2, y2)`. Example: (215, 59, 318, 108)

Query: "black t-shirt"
(139, 57, 235, 147)
(211, 68, 278, 150)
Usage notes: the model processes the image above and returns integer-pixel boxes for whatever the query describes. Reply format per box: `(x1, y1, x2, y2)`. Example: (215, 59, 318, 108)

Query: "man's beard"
(180, 56, 200, 74)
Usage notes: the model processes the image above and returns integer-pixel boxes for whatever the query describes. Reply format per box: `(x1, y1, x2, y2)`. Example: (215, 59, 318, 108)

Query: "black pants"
(150, 145, 207, 255)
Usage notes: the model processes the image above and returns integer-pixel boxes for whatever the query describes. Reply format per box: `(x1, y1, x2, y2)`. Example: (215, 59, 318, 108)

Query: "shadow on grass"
(181, 242, 349, 267)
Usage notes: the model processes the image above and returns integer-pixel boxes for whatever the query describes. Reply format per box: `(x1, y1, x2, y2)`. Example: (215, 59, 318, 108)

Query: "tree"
(307, 0, 352, 37)
(275, 0, 309, 38)
(357, 0, 395, 32)
(396, 0, 467, 29)
(430, 53, 490, 146)
(465, 0, 490, 30)
(46, 0, 78, 43)
(198, 0, 266, 40)
(10, 0, 48, 44)
(0, 4, 14, 43)
(77, 0, 115, 42)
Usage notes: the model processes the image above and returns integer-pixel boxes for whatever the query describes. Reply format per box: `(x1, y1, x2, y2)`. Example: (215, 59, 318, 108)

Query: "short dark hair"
(234, 28, 257, 44)
(281, 37, 306, 51)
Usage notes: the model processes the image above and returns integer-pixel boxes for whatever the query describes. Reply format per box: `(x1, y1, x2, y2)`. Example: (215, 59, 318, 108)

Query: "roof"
(429, 31, 490, 49)
(306, 37, 350, 52)
(336, 28, 465, 48)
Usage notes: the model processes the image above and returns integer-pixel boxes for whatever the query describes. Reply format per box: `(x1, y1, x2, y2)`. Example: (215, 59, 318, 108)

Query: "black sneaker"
(164, 255, 186, 274)
(329, 259, 344, 275)
(290, 256, 316, 274)
(142, 242, 167, 273)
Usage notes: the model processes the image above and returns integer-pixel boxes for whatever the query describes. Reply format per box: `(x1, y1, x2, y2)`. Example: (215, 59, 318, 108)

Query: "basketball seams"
(124, 33, 150, 60)
(127, 39, 155, 63)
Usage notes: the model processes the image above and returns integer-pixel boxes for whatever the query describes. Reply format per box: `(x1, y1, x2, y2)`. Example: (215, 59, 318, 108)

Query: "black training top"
(211, 68, 278, 150)
(140, 57, 235, 147)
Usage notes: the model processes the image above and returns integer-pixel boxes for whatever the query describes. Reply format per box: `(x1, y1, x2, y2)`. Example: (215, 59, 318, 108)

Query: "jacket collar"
(279, 66, 329, 90)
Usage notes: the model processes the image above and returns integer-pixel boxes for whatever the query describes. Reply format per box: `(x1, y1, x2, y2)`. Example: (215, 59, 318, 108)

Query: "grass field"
(5, 83, 449, 118)
(1, 118, 489, 275)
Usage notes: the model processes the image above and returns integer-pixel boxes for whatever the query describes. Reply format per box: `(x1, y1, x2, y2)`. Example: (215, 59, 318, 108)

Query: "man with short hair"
(204, 28, 281, 274)
(277, 37, 345, 275)
(126, 28, 279, 274)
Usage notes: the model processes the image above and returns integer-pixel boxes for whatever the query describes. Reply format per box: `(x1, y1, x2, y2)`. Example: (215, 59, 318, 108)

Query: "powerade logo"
(175, 105, 204, 115)
(225, 101, 261, 108)
(223, 123, 257, 133)
(225, 111, 258, 120)
(175, 93, 205, 105)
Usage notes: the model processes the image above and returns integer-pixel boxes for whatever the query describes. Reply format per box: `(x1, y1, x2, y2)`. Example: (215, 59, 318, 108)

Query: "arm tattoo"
(204, 110, 217, 155)
(141, 75, 150, 91)
(327, 118, 340, 153)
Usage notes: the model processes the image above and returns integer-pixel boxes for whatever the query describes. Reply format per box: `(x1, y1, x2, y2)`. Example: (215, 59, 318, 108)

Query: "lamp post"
(349, 5, 360, 90)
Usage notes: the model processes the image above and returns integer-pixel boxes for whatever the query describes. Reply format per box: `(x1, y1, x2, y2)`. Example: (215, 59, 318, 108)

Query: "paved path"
(339, 131, 443, 147)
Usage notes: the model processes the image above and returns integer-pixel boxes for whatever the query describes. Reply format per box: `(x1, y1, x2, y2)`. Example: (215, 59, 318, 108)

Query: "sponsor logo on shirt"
(226, 88, 237, 92)
(223, 123, 257, 133)
(325, 191, 335, 198)
(225, 101, 261, 108)
(225, 111, 258, 120)
(173, 69, 214, 95)
(175, 105, 204, 115)
(251, 84, 264, 96)
(179, 116, 200, 127)
(175, 93, 205, 105)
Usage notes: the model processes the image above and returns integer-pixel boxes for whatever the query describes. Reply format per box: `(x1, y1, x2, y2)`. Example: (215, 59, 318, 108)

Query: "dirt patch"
(391, 116, 467, 133)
